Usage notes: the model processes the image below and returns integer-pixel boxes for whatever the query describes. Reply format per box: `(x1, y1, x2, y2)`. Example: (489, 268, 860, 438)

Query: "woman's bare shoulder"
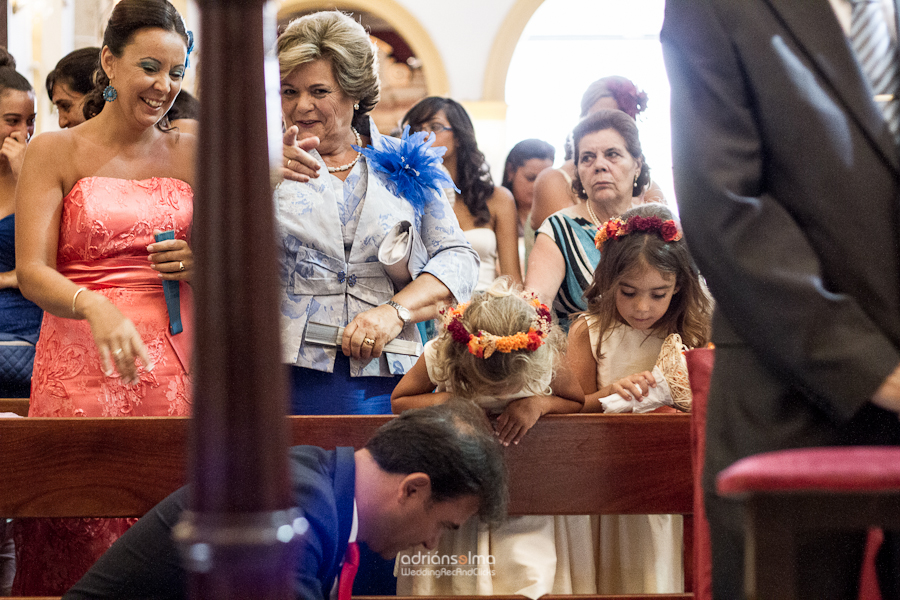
(161, 129, 197, 185)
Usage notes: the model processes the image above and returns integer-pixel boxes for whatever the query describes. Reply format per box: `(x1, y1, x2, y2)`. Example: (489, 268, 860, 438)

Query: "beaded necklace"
(327, 128, 362, 173)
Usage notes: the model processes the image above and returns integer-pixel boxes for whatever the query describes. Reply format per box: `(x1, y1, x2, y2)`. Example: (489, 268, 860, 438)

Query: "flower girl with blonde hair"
(392, 277, 583, 596)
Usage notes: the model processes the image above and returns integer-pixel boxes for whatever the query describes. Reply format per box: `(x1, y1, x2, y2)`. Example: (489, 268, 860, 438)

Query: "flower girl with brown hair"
(567, 203, 711, 593)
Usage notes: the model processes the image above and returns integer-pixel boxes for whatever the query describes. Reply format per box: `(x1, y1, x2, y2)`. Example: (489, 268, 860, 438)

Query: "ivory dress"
(463, 227, 498, 292)
(583, 314, 683, 594)
(13, 176, 193, 595)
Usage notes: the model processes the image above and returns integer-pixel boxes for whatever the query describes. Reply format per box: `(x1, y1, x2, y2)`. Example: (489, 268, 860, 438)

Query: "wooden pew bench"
(0, 397, 28, 416)
(0, 414, 693, 600)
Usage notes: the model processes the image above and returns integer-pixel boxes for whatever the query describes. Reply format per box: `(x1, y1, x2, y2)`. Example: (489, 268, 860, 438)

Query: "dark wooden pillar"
(1, 0, 7, 49)
(173, 1, 295, 598)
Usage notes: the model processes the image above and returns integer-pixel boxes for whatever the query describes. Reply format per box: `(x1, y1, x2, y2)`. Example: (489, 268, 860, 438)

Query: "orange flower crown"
(439, 292, 553, 359)
(594, 214, 682, 250)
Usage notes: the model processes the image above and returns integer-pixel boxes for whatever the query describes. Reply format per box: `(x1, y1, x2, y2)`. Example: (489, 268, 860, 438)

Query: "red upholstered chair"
(716, 447, 900, 599)
(685, 348, 715, 600)
(686, 348, 888, 600)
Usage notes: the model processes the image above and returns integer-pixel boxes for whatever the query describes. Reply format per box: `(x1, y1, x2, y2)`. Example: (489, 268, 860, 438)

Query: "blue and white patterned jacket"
(276, 123, 479, 377)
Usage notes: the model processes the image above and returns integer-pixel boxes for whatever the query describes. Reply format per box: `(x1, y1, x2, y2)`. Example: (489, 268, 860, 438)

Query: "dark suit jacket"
(63, 446, 356, 600)
(661, 0, 900, 492)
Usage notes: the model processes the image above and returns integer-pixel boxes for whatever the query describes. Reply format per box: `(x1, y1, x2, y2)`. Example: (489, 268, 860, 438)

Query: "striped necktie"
(850, 0, 900, 144)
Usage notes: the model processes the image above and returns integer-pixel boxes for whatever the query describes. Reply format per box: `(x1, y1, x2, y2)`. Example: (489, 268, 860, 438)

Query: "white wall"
(392, 0, 517, 101)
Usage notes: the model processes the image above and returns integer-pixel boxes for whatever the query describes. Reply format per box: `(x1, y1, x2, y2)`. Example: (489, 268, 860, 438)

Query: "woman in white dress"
(402, 97, 521, 291)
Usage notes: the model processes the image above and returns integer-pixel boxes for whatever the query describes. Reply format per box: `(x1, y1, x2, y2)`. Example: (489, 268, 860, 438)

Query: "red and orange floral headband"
(440, 292, 553, 359)
(594, 214, 682, 249)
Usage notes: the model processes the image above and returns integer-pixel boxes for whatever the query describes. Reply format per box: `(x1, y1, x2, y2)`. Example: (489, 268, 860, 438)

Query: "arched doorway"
(500, 0, 674, 204)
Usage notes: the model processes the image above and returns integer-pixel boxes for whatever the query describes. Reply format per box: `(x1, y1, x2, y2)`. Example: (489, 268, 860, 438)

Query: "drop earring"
(103, 85, 118, 102)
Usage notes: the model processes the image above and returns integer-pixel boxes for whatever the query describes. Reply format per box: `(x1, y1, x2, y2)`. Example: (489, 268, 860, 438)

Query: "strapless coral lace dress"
(13, 176, 193, 595)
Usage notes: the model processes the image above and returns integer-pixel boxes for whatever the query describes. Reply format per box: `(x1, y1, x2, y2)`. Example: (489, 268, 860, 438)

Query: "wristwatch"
(385, 300, 411, 325)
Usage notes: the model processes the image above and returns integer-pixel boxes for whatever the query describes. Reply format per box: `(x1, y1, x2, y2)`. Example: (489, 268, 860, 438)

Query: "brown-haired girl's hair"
(402, 97, 495, 227)
(83, 0, 189, 122)
(431, 278, 565, 399)
(584, 203, 712, 360)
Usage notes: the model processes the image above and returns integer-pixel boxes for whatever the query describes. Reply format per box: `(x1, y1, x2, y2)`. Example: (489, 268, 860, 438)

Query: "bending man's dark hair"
(365, 400, 508, 524)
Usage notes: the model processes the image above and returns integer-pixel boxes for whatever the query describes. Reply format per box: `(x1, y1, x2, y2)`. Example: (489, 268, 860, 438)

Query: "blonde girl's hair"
(276, 11, 380, 136)
(431, 278, 566, 400)
(584, 204, 712, 360)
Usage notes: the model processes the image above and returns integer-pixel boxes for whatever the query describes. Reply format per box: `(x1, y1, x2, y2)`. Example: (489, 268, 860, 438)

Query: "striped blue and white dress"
(536, 205, 600, 330)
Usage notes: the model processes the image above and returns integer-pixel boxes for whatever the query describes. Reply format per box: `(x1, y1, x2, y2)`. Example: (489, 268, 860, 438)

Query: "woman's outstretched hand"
(282, 126, 322, 183)
(77, 290, 152, 385)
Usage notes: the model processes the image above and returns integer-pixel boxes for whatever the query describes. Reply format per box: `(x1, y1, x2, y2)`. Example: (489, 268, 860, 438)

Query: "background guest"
(0, 49, 42, 347)
(165, 88, 199, 134)
(530, 76, 662, 232)
(526, 109, 650, 330)
(403, 97, 521, 290)
(0, 47, 39, 596)
(501, 138, 555, 273)
(13, 0, 195, 593)
(45, 46, 100, 129)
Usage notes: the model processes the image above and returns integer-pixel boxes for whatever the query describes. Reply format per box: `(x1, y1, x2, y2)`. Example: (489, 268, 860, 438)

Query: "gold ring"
(287, 159, 293, 169)
(113, 348, 123, 356)
(179, 261, 185, 272)
(363, 337, 375, 347)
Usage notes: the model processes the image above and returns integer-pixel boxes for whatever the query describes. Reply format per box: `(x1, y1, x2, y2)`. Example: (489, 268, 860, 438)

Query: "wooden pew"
(0, 398, 28, 416)
(0, 414, 693, 600)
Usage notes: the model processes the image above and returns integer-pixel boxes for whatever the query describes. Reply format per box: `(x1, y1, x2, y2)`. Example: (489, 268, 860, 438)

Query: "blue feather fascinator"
(354, 125, 460, 214)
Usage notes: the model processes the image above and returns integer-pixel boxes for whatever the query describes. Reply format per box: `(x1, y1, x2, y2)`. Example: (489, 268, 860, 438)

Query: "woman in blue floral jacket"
(275, 11, 479, 416)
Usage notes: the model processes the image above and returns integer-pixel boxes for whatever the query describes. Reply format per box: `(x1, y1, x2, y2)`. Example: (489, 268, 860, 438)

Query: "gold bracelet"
(71, 287, 87, 315)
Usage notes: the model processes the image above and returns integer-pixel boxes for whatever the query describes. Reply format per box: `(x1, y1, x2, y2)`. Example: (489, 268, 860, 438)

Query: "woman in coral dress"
(11, 0, 195, 593)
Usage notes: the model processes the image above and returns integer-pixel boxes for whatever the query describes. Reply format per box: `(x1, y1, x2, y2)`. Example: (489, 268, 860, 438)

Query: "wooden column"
(1, 0, 7, 49)
(173, 1, 295, 598)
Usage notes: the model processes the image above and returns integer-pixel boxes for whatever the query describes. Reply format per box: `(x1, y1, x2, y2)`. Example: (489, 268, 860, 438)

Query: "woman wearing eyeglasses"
(402, 97, 522, 290)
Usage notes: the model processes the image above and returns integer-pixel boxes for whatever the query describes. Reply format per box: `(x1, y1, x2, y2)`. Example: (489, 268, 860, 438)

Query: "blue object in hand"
(154, 230, 183, 335)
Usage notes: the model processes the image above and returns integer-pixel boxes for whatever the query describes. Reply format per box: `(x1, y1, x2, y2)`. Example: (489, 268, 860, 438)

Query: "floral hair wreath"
(594, 214, 682, 250)
(439, 292, 553, 359)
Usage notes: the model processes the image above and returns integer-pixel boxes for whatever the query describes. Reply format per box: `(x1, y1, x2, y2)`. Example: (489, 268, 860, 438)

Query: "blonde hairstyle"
(276, 11, 380, 134)
(431, 278, 565, 400)
(584, 204, 712, 360)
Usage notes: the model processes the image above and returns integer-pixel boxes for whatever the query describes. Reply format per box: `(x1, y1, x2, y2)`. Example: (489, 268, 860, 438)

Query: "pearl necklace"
(585, 199, 602, 228)
(327, 128, 362, 173)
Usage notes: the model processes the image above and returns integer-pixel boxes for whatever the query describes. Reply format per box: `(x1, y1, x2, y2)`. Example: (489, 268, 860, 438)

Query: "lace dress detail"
(13, 176, 193, 595)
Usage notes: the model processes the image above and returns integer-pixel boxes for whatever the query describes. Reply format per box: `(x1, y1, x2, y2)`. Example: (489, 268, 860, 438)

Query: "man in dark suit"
(662, 0, 900, 597)
(63, 401, 507, 600)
